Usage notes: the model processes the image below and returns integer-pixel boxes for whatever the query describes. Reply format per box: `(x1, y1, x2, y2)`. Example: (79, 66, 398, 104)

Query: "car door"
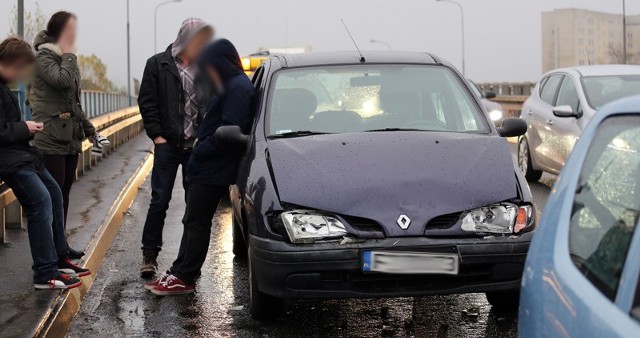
(546, 75, 583, 173)
(561, 115, 640, 336)
(526, 73, 563, 171)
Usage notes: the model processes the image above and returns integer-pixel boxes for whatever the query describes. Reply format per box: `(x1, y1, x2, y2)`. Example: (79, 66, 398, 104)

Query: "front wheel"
(518, 137, 543, 182)
(486, 290, 520, 311)
(248, 246, 283, 320)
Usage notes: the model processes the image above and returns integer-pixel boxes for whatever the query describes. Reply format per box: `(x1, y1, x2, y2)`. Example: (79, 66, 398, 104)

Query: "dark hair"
(46, 11, 76, 42)
(0, 37, 35, 65)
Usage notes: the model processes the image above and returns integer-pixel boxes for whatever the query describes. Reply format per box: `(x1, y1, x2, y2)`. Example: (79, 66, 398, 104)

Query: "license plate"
(362, 251, 459, 275)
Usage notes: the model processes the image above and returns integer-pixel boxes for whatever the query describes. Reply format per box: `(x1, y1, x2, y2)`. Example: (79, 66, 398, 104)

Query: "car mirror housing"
(553, 105, 576, 118)
(497, 118, 527, 137)
(215, 125, 249, 146)
(484, 91, 497, 99)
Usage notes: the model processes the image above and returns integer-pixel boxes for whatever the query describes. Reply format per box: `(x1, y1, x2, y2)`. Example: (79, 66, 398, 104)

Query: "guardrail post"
(4, 202, 24, 230)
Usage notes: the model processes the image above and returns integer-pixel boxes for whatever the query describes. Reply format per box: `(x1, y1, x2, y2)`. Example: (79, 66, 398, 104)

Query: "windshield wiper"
(364, 128, 424, 132)
(268, 130, 331, 139)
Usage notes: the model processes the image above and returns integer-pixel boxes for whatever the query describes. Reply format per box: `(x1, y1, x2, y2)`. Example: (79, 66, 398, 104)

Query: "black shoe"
(68, 247, 85, 259)
(59, 258, 91, 277)
(34, 273, 82, 290)
(140, 249, 158, 278)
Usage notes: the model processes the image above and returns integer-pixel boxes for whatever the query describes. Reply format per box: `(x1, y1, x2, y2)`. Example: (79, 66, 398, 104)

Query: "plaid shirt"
(175, 58, 199, 140)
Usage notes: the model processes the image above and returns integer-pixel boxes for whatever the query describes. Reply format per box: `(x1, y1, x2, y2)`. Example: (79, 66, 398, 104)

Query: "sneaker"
(144, 272, 169, 291)
(34, 274, 82, 290)
(150, 274, 195, 296)
(58, 258, 91, 277)
(140, 250, 158, 278)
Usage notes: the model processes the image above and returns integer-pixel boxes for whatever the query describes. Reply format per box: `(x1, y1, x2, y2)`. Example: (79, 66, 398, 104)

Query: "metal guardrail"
(0, 106, 144, 243)
(11, 88, 134, 120)
(490, 95, 529, 119)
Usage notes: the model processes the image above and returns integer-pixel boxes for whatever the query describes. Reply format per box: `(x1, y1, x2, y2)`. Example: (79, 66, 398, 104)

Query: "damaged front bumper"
(250, 233, 532, 299)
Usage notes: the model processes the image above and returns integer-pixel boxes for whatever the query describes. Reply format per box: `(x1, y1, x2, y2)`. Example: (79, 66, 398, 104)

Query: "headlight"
(281, 210, 348, 243)
(489, 109, 503, 121)
(461, 203, 533, 234)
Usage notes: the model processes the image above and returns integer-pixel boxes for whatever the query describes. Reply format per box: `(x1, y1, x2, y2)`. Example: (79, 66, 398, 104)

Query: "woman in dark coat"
(0, 37, 89, 289)
(30, 11, 96, 258)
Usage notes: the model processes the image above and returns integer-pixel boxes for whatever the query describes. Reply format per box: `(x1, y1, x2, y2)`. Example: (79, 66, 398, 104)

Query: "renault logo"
(397, 214, 411, 229)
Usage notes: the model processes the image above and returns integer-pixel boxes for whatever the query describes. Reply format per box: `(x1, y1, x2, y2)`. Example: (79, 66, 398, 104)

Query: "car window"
(569, 116, 640, 300)
(556, 76, 581, 114)
(583, 75, 640, 110)
(267, 65, 488, 135)
(633, 275, 640, 321)
(540, 74, 563, 105)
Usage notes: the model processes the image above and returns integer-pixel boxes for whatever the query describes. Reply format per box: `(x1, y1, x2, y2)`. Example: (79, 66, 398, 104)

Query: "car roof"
(269, 51, 441, 68)
(550, 64, 640, 77)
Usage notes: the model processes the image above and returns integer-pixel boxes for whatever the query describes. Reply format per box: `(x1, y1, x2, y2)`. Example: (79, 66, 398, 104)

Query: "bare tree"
(608, 42, 639, 64)
(8, 1, 46, 45)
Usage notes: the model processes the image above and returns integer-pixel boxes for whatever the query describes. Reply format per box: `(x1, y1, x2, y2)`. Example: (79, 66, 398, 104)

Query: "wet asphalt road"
(68, 144, 555, 338)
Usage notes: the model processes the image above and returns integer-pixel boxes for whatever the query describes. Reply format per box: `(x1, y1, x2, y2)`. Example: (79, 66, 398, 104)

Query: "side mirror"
(215, 125, 249, 146)
(484, 91, 497, 99)
(552, 105, 576, 118)
(497, 118, 527, 137)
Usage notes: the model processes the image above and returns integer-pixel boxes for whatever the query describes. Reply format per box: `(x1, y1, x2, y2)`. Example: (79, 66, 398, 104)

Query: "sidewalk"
(0, 134, 152, 338)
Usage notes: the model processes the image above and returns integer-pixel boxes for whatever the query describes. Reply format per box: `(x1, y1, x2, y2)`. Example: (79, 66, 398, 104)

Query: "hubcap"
(518, 140, 529, 174)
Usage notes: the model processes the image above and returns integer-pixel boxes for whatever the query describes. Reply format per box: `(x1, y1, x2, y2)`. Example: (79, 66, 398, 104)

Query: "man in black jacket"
(138, 18, 213, 277)
(0, 37, 89, 289)
(145, 39, 255, 295)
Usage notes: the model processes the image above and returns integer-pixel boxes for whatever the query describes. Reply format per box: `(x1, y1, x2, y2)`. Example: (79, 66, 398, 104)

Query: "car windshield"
(583, 75, 640, 110)
(267, 65, 489, 136)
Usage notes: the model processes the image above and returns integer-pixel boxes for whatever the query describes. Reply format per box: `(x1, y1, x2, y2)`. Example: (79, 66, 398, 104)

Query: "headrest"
(273, 88, 317, 116)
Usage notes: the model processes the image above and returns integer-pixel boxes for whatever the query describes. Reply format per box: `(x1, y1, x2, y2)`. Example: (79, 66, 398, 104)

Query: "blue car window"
(569, 116, 640, 300)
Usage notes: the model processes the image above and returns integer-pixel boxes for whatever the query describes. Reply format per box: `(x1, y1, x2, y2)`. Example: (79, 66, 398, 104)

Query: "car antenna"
(341, 19, 366, 63)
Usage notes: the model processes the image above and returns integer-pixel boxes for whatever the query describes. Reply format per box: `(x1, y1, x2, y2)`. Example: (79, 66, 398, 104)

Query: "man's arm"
(196, 86, 254, 158)
(0, 97, 30, 145)
(138, 58, 163, 140)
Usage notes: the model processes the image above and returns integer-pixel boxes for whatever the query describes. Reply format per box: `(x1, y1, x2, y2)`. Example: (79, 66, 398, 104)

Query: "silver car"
(518, 65, 640, 181)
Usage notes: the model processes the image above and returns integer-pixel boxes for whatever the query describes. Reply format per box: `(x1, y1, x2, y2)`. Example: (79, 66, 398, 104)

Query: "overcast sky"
(1, 0, 637, 87)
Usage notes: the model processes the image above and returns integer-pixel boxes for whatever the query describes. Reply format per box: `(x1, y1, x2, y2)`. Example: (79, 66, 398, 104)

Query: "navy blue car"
(216, 51, 534, 319)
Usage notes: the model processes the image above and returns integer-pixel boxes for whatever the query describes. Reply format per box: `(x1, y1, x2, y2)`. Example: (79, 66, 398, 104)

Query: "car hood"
(267, 132, 519, 237)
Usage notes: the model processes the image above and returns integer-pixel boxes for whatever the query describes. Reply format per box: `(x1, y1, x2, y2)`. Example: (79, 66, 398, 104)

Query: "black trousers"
(171, 182, 228, 284)
(141, 143, 191, 252)
(42, 154, 78, 226)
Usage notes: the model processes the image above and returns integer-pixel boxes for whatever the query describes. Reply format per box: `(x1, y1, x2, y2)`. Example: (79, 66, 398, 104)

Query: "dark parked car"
(217, 51, 534, 319)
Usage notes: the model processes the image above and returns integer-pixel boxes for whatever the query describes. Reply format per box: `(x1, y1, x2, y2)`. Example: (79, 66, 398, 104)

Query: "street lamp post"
(623, 0, 627, 64)
(155, 0, 182, 53)
(370, 39, 392, 50)
(126, 0, 131, 106)
(436, 0, 466, 75)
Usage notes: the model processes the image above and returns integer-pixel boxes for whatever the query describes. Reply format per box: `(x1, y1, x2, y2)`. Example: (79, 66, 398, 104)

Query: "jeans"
(2, 169, 68, 283)
(42, 154, 79, 225)
(141, 143, 192, 252)
(171, 183, 228, 284)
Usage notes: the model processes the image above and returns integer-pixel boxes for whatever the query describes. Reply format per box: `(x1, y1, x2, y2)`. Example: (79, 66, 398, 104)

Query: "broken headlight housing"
(461, 203, 533, 234)
(280, 210, 348, 243)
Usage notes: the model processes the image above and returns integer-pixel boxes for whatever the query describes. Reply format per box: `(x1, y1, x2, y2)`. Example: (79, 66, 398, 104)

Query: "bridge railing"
(0, 105, 144, 243)
(11, 87, 134, 120)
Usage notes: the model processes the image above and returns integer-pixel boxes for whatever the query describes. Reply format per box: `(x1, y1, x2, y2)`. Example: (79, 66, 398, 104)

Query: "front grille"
(425, 212, 463, 230)
(341, 215, 386, 238)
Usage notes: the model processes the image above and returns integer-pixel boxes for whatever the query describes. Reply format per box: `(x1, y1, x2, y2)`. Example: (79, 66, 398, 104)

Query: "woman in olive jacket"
(30, 12, 95, 258)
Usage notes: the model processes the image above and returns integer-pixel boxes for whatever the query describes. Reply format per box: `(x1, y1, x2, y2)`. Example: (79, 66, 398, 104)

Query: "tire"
(485, 290, 520, 311)
(232, 215, 247, 259)
(518, 137, 543, 182)
(248, 246, 283, 320)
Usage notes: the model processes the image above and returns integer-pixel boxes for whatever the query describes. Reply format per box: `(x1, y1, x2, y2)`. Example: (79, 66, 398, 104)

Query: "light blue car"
(520, 95, 640, 337)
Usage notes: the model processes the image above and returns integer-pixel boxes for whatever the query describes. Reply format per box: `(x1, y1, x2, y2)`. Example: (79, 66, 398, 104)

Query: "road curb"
(34, 151, 154, 338)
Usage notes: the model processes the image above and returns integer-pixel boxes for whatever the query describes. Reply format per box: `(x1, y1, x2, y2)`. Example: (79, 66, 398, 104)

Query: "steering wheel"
(401, 120, 447, 131)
